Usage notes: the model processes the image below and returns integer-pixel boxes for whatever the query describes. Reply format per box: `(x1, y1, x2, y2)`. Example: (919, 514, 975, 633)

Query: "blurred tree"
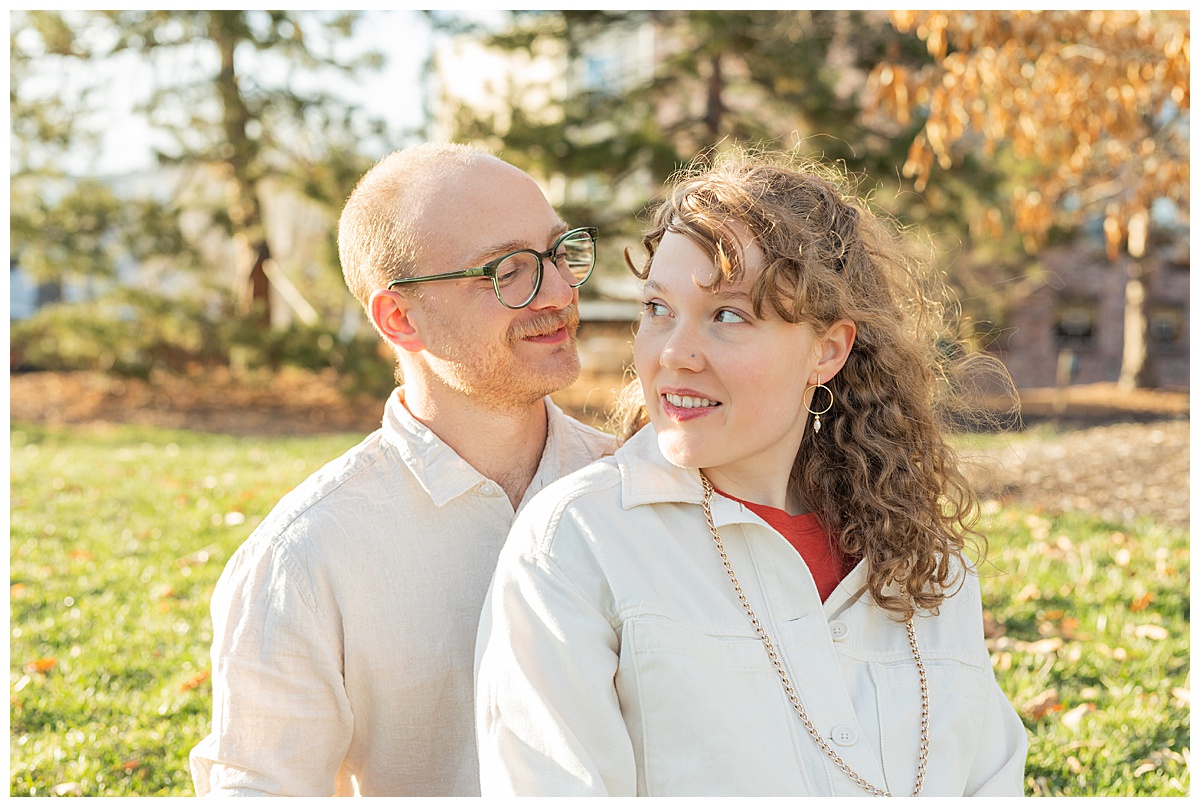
(10, 10, 385, 328)
(868, 10, 1189, 388)
(428, 8, 1014, 338)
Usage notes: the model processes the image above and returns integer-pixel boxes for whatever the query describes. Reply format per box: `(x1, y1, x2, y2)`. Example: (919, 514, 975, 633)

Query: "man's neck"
(401, 383, 550, 509)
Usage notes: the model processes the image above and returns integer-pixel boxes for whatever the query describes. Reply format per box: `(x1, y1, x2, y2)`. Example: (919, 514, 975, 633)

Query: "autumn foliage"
(868, 10, 1189, 257)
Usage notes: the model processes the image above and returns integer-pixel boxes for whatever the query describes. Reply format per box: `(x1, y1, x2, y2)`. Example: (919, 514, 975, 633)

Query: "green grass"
(9, 422, 1190, 796)
(9, 423, 361, 796)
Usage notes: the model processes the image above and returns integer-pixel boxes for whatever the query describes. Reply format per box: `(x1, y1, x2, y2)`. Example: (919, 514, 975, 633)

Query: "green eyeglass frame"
(386, 226, 598, 309)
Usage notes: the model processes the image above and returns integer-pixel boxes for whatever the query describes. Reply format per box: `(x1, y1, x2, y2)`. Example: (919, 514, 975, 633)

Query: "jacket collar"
(617, 424, 872, 611)
(616, 425, 759, 529)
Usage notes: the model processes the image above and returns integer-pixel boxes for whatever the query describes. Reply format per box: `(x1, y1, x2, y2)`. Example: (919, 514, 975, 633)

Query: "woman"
(474, 152, 1027, 796)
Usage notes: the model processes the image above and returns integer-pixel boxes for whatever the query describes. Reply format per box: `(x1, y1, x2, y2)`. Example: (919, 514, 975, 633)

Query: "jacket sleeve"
(475, 513, 636, 796)
(190, 528, 353, 796)
(963, 670, 1029, 795)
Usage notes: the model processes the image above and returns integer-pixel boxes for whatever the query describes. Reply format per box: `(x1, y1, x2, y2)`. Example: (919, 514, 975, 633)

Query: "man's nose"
(527, 256, 576, 310)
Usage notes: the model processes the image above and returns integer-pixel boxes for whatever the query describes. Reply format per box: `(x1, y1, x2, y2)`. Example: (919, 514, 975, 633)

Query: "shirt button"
(830, 725, 859, 747)
(480, 483, 498, 496)
(829, 620, 849, 641)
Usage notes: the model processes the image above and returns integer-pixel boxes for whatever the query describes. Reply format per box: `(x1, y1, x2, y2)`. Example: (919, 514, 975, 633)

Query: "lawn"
(9, 422, 1190, 796)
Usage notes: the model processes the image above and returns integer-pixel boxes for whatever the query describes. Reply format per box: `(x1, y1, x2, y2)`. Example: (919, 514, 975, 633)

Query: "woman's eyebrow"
(643, 278, 751, 301)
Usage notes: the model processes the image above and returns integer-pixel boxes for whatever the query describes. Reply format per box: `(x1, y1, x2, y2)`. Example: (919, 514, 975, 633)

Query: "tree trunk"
(211, 12, 273, 327)
(705, 53, 724, 138)
(1117, 261, 1153, 391)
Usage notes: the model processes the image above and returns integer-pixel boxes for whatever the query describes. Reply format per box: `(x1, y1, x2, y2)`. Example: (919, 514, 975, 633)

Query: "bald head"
(338, 143, 518, 307)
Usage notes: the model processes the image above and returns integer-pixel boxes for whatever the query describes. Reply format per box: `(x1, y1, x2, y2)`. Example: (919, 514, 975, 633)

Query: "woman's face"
(634, 228, 830, 503)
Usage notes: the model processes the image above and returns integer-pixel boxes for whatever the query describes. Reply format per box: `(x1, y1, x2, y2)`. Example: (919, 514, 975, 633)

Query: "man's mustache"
(508, 304, 581, 343)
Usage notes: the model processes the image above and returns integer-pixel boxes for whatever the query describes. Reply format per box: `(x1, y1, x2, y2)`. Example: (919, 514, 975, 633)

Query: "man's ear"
(813, 318, 856, 383)
(369, 289, 425, 353)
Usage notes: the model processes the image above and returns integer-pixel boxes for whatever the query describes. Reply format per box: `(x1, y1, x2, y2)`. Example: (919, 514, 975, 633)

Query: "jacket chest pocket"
(867, 653, 988, 795)
(618, 616, 814, 796)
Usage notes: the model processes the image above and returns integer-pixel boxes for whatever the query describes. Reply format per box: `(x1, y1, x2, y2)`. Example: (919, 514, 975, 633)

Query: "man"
(189, 143, 616, 796)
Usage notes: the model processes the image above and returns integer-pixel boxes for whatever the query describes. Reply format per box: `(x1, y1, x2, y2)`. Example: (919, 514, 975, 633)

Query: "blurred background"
(8, 10, 1190, 797)
(9, 9, 1190, 422)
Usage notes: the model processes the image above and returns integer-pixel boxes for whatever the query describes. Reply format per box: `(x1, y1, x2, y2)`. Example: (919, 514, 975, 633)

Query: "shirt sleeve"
(190, 528, 353, 796)
(963, 671, 1029, 795)
(475, 516, 637, 796)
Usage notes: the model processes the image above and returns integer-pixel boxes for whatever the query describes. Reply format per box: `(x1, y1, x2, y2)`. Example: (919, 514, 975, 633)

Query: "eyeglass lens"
(494, 230, 595, 307)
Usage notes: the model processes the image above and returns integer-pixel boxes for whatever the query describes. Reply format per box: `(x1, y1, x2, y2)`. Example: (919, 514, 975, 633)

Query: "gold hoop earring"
(805, 373, 834, 434)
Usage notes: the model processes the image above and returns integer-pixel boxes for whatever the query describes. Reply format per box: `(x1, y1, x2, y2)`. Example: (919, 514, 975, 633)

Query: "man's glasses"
(387, 227, 598, 309)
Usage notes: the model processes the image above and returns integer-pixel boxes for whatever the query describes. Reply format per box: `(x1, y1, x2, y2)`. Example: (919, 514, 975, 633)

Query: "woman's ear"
(369, 289, 425, 353)
(814, 318, 856, 383)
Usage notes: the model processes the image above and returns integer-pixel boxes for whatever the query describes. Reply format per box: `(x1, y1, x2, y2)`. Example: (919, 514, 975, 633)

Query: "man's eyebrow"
(466, 222, 570, 266)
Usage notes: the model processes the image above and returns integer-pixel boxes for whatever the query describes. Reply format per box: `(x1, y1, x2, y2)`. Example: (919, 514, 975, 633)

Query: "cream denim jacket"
(476, 426, 1028, 796)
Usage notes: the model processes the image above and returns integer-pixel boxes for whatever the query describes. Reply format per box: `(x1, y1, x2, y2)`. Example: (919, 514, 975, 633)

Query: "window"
(1148, 304, 1186, 349)
(1053, 297, 1097, 349)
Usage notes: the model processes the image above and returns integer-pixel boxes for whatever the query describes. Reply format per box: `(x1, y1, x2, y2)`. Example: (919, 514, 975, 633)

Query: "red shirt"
(715, 488, 849, 602)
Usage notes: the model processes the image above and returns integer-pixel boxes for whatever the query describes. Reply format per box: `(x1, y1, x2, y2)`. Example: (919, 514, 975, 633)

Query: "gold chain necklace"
(700, 475, 929, 797)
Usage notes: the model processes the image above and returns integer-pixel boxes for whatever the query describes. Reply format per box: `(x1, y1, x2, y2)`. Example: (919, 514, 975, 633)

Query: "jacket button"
(830, 725, 859, 746)
(829, 620, 849, 641)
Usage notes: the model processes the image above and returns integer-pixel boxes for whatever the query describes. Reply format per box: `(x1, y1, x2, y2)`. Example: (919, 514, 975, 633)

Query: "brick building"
(993, 237, 1189, 391)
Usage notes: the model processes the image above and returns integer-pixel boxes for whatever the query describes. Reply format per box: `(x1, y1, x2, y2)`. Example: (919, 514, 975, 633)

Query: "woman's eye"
(715, 309, 746, 324)
(642, 301, 670, 317)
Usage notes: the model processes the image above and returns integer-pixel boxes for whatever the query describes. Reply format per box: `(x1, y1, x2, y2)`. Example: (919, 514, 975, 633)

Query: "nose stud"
(691, 354, 696, 358)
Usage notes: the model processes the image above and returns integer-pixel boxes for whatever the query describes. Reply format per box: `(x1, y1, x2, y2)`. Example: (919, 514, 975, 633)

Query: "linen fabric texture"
(189, 388, 615, 796)
(475, 425, 1029, 796)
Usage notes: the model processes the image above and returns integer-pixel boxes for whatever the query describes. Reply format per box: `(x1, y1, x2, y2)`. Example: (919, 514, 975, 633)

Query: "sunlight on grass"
(9, 422, 1190, 796)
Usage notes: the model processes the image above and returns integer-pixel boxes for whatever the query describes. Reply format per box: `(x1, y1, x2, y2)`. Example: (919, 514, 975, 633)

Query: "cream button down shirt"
(189, 388, 615, 796)
(476, 425, 1028, 796)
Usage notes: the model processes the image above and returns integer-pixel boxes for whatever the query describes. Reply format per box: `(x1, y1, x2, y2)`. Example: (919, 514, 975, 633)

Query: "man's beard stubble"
(425, 304, 583, 412)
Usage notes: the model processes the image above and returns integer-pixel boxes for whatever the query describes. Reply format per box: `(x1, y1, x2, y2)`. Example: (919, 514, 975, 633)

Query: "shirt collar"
(379, 387, 582, 509)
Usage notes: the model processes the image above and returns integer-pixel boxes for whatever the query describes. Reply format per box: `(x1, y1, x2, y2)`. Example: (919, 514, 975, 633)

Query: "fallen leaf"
(1016, 583, 1041, 602)
(1061, 702, 1095, 730)
(179, 670, 211, 693)
(121, 759, 141, 772)
(1021, 637, 1064, 655)
(25, 657, 57, 674)
(177, 544, 220, 567)
(1022, 688, 1062, 720)
(1134, 624, 1169, 641)
(982, 610, 1005, 639)
(1130, 592, 1155, 612)
(1044, 608, 1065, 620)
(1059, 617, 1081, 639)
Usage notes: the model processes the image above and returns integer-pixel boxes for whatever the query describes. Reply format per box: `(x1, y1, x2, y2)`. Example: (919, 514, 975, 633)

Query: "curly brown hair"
(616, 149, 1009, 621)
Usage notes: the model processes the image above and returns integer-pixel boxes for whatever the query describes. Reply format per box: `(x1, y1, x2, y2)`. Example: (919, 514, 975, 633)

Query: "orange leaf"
(1021, 687, 1062, 720)
(25, 657, 57, 674)
(179, 670, 211, 693)
(1130, 592, 1155, 612)
(1134, 624, 1169, 641)
(121, 759, 141, 772)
